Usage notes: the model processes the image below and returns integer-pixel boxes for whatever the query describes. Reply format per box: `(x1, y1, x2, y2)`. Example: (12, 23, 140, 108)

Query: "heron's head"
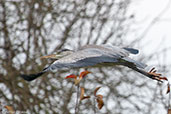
(40, 49, 73, 59)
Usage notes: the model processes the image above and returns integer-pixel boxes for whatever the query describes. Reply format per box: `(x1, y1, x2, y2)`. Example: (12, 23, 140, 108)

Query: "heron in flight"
(20, 44, 164, 82)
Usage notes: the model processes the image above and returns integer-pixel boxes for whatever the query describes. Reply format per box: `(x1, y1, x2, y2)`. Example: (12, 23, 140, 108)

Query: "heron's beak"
(40, 54, 58, 59)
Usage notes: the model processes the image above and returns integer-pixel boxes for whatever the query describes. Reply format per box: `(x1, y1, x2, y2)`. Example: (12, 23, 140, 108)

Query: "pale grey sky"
(129, 0, 171, 81)
(131, 0, 171, 56)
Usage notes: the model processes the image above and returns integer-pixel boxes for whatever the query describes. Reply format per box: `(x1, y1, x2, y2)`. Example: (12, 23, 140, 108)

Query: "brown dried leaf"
(97, 94, 103, 99)
(80, 87, 85, 100)
(4, 105, 14, 114)
(80, 87, 90, 100)
(79, 71, 91, 79)
(94, 87, 101, 96)
(166, 83, 170, 94)
(81, 96, 91, 100)
(65, 74, 77, 79)
(168, 109, 171, 114)
(96, 94, 104, 109)
(75, 71, 91, 85)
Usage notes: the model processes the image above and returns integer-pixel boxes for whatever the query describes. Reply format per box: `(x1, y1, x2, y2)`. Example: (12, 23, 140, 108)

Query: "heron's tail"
(122, 57, 147, 69)
(20, 67, 48, 81)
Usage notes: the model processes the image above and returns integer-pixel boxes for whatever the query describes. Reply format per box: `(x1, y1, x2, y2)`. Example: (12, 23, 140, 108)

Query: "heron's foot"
(148, 67, 167, 82)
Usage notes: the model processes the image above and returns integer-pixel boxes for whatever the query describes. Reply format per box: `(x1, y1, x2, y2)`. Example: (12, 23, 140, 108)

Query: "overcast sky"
(129, 0, 171, 80)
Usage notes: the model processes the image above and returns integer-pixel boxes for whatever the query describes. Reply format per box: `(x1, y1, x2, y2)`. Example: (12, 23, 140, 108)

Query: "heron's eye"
(62, 49, 71, 51)
(58, 49, 71, 53)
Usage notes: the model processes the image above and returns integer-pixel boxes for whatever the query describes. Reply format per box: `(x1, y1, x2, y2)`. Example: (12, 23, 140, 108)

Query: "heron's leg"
(131, 66, 167, 82)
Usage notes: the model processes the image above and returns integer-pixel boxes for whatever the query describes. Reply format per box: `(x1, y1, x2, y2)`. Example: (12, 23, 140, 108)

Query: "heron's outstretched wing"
(47, 45, 145, 71)
(100, 45, 139, 55)
(47, 55, 118, 71)
(100, 45, 146, 68)
(80, 45, 139, 58)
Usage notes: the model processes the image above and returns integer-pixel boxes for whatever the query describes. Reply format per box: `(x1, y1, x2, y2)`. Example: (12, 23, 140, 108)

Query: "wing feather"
(46, 45, 144, 71)
(47, 55, 118, 71)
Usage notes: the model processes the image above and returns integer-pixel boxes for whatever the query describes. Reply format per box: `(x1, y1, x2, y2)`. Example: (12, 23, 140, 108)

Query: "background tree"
(0, 0, 170, 113)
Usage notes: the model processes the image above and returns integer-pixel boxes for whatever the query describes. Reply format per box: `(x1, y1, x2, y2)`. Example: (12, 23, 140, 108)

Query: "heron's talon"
(148, 67, 167, 82)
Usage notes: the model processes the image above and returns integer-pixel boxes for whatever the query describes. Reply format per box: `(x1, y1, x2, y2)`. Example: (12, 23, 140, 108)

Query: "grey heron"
(20, 44, 164, 82)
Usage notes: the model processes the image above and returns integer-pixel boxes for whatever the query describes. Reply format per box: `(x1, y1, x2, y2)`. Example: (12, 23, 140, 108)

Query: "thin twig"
(168, 84, 171, 109)
(75, 84, 80, 114)
(94, 97, 96, 114)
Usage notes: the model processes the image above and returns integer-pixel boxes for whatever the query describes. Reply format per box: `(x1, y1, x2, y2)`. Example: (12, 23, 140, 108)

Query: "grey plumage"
(20, 44, 151, 81)
(47, 45, 145, 71)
